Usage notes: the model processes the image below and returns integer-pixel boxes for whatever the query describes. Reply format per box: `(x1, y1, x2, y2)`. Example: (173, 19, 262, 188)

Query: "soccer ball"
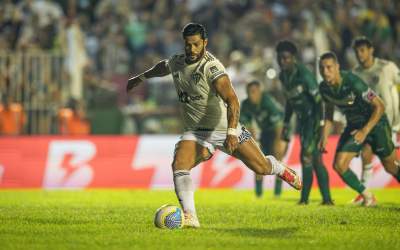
(154, 204, 184, 229)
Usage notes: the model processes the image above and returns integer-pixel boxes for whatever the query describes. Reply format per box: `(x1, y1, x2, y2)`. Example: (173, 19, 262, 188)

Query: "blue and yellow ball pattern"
(154, 205, 184, 229)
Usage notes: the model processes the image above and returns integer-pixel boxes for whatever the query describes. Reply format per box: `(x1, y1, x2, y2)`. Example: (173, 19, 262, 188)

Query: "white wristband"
(138, 74, 146, 82)
(227, 128, 237, 136)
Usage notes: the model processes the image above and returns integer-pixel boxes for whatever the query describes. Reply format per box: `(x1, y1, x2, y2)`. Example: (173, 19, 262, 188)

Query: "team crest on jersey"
(191, 72, 202, 84)
(372, 75, 379, 84)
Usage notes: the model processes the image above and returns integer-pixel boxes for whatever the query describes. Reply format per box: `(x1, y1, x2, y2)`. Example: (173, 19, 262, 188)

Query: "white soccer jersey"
(167, 51, 229, 132)
(353, 58, 400, 131)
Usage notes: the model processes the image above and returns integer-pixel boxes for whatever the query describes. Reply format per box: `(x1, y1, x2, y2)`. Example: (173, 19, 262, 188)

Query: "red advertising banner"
(0, 135, 398, 189)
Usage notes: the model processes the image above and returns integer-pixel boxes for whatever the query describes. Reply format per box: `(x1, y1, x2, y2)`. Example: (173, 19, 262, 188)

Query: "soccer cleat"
(350, 194, 364, 205)
(363, 194, 377, 207)
(278, 167, 302, 190)
(183, 212, 200, 228)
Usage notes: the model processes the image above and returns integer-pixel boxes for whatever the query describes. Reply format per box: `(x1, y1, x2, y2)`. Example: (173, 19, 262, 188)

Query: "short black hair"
(276, 40, 298, 55)
(182, 23, 207, 39)
(319, 51, 338, 63)
(246, 80, 261, 91)
(352, 36, 373, 49)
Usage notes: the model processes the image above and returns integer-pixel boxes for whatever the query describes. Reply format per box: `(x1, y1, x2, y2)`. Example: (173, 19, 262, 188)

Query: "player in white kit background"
(127, 23, 302, 228)
(352, 37, 400, 204)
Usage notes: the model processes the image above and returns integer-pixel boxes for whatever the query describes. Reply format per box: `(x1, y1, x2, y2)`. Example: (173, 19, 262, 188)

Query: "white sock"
(361, 163, 373, 186)
(266, 155, 285, 175)
(173, 170, 196, 215)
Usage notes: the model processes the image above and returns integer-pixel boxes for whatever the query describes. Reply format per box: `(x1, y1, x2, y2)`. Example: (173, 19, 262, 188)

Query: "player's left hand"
(351, 129, 368, 145)
(224, 135, 239, 154)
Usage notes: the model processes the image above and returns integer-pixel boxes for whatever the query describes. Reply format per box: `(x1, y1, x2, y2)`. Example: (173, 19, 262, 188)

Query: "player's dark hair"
(319, 51, 338, 63)
(246, 80, 261, 91)
(275, 40, 298, 55)
(182, 23, 207, 39)
(352, 36, 373, 49)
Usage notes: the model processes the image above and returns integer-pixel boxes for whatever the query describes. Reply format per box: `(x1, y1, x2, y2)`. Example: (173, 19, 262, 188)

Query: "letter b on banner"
(43, 141, 96, 188)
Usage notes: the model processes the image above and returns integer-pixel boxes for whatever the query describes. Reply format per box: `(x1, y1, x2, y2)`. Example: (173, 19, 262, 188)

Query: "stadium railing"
(0, 51, 68, 134)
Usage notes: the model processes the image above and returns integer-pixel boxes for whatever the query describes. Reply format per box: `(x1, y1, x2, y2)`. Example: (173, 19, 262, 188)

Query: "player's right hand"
(126, 76, 142, 93)
(224, 135, 239, 155)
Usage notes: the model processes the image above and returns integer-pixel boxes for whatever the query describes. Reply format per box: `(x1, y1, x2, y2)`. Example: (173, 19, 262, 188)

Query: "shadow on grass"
(205, 226, 299, 238)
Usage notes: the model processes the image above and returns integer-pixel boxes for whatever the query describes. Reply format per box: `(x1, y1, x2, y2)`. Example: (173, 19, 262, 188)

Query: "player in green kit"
(318, 52, 400, 206)
(240, 80, 287, 198)
(351, 37, 400, 204)
(276, 41, 333, 205)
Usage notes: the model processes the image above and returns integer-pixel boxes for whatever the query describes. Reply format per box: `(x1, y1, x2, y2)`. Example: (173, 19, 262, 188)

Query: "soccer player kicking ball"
(127, 23, 302, 228)
(276, 40, 333, 205)
(240, 80, 287, 198)
(351, 37, 400, 204)
(318, 52, 400, 207)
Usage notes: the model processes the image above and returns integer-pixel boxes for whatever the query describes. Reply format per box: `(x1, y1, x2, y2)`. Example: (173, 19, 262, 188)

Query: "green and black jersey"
(319, 71, 394, 158)
(279, 63, 323, 122)
(240, 92, 284, 131)
(319, 71, 386, 128)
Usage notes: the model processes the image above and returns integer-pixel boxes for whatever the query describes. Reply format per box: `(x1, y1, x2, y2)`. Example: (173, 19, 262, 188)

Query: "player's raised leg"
(172, 140, 211, 228)
(232, 137, 302, 190)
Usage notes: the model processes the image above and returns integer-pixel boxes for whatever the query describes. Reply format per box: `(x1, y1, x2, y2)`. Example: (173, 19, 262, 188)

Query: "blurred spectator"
(58, 98, 90, 135)
(0, 95, 26, 135)
(1, 0, 400, 135)
(63, 18, 89, 100)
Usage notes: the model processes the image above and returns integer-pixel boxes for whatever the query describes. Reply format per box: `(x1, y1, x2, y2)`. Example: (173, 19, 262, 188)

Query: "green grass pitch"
(0, 189, 399, 250)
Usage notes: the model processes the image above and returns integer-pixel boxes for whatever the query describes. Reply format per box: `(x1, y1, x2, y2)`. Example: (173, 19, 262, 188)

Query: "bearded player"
(127, 23, 302, 228)
(351, 36, 400, 204)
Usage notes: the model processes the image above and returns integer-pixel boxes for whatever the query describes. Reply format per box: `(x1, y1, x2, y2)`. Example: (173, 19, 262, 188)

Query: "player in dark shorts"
(276, 40, 333, 205)
(318, 52, 400, 206)
(240, 80, 287, 198)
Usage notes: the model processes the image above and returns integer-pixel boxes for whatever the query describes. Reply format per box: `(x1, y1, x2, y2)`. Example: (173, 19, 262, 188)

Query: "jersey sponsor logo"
(322, 92, 356, 106)
(178, 90, 204, 103)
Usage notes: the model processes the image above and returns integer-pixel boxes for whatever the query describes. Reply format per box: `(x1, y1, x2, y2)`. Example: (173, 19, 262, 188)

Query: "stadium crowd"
(0, 0, 399, 134)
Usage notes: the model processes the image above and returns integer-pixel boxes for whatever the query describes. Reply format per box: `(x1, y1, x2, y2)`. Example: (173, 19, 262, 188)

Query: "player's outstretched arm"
(126, 60, 170, 93)
(214, 75, 240, 154)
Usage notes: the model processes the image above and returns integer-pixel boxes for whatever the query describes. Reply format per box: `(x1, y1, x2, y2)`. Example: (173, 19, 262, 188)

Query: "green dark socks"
(314, 163, 332, 202)
(255, 175, 263, 197)
(300, 165, 313, 202)
(274, 177, 282, 196)
(340, 169, 366, 193)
